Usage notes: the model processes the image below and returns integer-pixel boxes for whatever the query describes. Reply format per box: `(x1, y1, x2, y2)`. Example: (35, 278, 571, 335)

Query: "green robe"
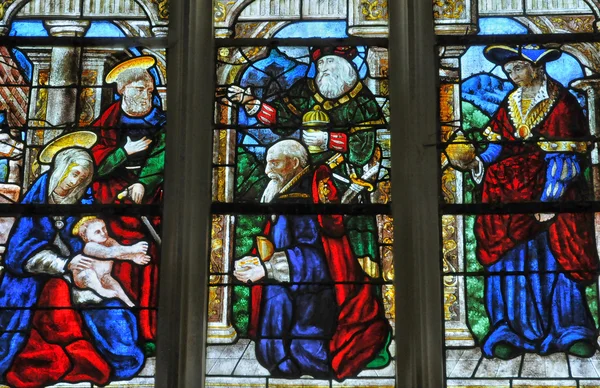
(270, 78, 383, 167)
(268, 78, 384, 266)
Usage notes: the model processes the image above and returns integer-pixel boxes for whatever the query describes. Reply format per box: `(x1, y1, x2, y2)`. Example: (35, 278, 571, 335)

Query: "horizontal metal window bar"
(441, 201, 600, 214)
(436, 32, 600, 46)
(215, 37, 388, 48)
(0, 37, 169, 48)
(0, 203, 162, 216)
(211, 202, 392, 215)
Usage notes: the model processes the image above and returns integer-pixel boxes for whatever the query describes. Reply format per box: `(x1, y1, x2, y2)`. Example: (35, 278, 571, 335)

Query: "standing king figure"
(452, 45, 599, 359)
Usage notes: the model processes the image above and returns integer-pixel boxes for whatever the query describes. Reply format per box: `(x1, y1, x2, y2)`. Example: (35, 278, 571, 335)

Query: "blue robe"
(477, 96, 599, 355)
(0, 173, 143, 380)
(483, 232, 597, 356)
(256, 213, 336, 378)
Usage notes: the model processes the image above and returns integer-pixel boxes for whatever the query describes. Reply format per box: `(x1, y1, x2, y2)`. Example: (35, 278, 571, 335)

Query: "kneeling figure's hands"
(234, 257, 265, 283)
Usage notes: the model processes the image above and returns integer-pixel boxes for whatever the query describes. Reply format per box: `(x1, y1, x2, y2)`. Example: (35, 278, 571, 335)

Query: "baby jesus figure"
(71, 216, 151, 307)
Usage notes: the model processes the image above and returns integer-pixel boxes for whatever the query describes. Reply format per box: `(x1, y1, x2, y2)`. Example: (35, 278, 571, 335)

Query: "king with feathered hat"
(449, 44, 600, 360)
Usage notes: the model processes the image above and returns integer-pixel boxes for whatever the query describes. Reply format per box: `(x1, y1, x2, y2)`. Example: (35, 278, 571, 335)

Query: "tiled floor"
(447, 347, 600, 387)
(205, 339, 397, 387)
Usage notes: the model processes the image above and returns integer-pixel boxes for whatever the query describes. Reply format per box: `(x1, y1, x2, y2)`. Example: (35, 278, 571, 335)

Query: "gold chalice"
(302, 108, 330, 154)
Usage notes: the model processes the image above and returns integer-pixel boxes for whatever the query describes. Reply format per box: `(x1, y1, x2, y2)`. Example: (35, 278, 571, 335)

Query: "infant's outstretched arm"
(83, 238, 126, 259)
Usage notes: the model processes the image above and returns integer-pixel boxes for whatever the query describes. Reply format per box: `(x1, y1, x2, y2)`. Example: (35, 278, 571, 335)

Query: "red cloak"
(249, 166, 390, 380)
(7, 279, 110, 387)
(475, 82, 599, 282)
(91, 102, 159, 340)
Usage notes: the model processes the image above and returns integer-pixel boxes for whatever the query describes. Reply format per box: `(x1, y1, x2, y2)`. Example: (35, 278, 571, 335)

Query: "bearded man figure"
(91, 56, 166, 344)
(235, 140, 391, 380)
(226, 46, 386, 320)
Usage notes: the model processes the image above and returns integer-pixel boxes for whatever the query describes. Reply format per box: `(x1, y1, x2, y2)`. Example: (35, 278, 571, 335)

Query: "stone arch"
(133, 0, 169, 27)
(0, 0, 167, 36)
(0, 0, 26, 35)
(562, 42, 600, 75)
(583, 0, 600, 19)
(214, 0, 255, 29)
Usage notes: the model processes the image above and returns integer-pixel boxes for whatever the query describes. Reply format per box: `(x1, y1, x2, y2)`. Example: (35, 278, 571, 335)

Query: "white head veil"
(48, 148, 94, 204)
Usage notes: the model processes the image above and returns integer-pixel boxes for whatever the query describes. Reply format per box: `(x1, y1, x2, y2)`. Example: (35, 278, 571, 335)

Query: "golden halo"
(105, 56, 156, 84)
(38, 131, 97, 164)
(72, 215, 98, 236)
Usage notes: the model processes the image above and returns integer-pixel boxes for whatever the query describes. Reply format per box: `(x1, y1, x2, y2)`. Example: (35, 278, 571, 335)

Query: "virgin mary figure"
(0, 132, 144, 387)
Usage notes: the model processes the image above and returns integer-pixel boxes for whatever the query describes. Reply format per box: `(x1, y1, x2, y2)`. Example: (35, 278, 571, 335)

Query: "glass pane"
(440, 43, 597, 206)
(434, 2, 594, 35)
(214, 0, 388, 38)
(7, 1, 168, 38)
(206, 212, 394, 382)
(439, 36, 600, 388)
(442, 211, 600, 384)
(211, 4, 393, 385)
(214, 45, 390, 204)
(0, 214, 159, 385)
(0, 13, 166, 386)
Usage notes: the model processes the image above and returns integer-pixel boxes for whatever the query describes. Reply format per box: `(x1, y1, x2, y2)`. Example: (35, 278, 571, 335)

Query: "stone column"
(439, 45, 474, 346)
(207, 214, 238, 344)
(348, 0, 388, 37)
(17, 49, 51, 188)
(152, 26, 169, 38)
(572, 79, 600, 309)
(433, 0, 478, 35)
(42, 20, 90, 142)
(79, 49, 118, 127)
(572, 79, 600, 201)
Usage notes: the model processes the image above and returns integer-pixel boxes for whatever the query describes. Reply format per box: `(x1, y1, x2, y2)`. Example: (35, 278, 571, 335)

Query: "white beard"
(122, 95, 153, 117)
(261, 179, 284, 203)
(316, 72, 350, 99)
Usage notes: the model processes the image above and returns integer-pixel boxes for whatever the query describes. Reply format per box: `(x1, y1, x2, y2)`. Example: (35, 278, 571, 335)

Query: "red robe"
(249, 166, 390, 380)
(91, 102, 160, 340)
(6, 279, 110, 387)
(475, 81, 598, 282)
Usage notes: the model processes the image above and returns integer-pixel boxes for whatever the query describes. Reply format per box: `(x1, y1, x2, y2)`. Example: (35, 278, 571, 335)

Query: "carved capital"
(43, 20, 90, 37)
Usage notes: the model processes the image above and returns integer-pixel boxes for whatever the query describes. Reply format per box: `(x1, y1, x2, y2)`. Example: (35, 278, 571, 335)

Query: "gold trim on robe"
(506, 79, 558, 140)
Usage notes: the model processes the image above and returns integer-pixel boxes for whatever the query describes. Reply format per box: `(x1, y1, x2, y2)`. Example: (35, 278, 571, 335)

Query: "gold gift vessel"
(445, 132, 476, 166)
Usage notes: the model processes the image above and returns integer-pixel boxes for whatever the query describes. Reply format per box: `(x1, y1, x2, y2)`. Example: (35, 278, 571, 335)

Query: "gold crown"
(302, 108, 330, 127)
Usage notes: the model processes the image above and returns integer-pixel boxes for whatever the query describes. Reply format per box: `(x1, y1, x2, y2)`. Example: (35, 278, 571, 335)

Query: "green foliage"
(232, 215, 265, 335)
(143, 341, 156, 357)
(466, 276, 490, 342)
(465, 216, 487, 341)
(584, 166, 592, 189)
(462, 101, 490, 136)
(461, 101, 490, 157)
(232, 285, 250, 336)
(586, 283, 599, 327)
(464, 215, 482, 273)
(236, 146, 269, 201)
(235, 215, 266, 258)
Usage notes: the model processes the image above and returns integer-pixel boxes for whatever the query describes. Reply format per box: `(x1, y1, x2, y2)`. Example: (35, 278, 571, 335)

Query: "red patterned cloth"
(475, 84, 598, 282)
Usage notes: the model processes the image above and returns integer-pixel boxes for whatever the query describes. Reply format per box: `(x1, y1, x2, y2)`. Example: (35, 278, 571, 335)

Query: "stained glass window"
(208, 1, 394, 387)
(0, 1, 168, 387)
(436, 1, 600, 387)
